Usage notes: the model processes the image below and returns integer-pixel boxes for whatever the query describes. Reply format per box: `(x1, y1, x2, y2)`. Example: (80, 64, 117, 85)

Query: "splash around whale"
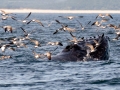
(51, 34, 110, 61)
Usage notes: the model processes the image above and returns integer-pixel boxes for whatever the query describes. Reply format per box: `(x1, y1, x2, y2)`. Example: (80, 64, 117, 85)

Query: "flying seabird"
(76, 20, 85, 30)
(1, 15, 16, 20)
(91, 20, 108, 28)
(55, 20, 76, 32)
(27, 19, 44, 27)
(69, 32, 79, 44)
(20, 27, 36, 39)
(0, 10, 12, 16)
(61, 25, 76, 32)
(96, 13, 113, 19)
(107, 24, 120, 31)
(91, 21, 101, 27)
(13, 12, 32, 23)
(86, 43, 96, 52)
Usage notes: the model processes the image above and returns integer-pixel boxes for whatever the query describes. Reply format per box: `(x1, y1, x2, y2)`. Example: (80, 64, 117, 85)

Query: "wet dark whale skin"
(52, 34, 110, 61)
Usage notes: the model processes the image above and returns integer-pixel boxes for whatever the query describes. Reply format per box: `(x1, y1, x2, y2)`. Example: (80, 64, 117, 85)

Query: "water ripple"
(0, 13, 120, 90)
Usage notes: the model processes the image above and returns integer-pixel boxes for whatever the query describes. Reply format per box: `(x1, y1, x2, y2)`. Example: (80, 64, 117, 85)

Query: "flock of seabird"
(0, 10, 119, 61)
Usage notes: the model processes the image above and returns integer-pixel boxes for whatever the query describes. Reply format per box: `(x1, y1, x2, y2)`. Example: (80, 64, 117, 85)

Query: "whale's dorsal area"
(52, 34, 110, 61)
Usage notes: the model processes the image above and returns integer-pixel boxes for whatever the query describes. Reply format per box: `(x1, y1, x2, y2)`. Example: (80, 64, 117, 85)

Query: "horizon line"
(1, 9, 120, 13)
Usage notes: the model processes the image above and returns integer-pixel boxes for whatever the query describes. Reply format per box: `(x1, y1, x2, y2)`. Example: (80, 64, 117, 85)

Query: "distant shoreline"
(1, 9, 120, 13)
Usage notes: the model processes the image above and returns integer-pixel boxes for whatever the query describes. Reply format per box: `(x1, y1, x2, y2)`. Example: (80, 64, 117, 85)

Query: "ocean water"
(0, 13, 120, 90)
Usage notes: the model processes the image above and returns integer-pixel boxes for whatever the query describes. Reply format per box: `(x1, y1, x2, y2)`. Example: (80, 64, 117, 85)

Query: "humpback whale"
(51, 34, 110, 61)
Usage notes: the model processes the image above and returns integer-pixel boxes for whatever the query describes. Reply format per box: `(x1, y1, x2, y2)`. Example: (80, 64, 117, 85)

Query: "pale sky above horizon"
(0, 0, 119, 10)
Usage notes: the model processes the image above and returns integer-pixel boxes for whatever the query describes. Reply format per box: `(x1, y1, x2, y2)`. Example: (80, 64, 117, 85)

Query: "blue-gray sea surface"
(0, 13, 120, 90)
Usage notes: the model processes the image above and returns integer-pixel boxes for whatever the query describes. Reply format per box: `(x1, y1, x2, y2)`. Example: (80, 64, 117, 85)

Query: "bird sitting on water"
(58, 16, 76, 20)
(58, 15, 83, 20)
(28, 38, 41, 48)
(0, 55, 12, 60)
(0, 44, 15, 52)
(0, 25, 13, 33)
(47, 41, 63, 46)
(113, 32, 120, 40)
(44, 51, 52, 60)
(32, 50, 45, 59)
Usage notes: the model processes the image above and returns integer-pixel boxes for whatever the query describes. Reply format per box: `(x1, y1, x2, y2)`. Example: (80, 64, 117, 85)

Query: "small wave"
(86, 77, 120, 85)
